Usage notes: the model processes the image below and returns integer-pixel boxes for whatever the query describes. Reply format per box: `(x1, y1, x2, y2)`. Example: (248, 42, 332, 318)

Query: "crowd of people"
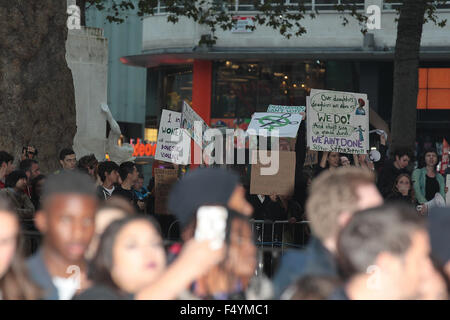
(0, 138, 449, 300)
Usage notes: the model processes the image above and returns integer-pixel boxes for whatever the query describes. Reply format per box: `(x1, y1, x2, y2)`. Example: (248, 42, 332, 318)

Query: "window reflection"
(162, 66, 193, 112)
(212, 60, 326, 118)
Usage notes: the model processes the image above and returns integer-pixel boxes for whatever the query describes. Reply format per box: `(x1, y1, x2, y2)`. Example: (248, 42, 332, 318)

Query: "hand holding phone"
(194, 206, 228, 250)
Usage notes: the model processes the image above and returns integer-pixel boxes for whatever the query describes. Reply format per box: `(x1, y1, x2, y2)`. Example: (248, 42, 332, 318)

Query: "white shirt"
(53, 276, 79, 300)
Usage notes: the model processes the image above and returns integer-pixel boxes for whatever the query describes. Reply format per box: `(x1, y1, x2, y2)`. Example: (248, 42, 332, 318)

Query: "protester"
(77, 154, 98, 181)
(97, 161, 121, 201)
(112, 162, 144, 212)
(412, 148, 446, 214)
(340, 156, 351, 167)
(316, 151, 340, 176)
(0, 151, 15, 189)
(27, 171, 98, 300)
(386, 173, 416, 206)
(19, 159, 41, 197)
(0, 195, 42, 300)
(56, 148, 77, 172)
(428, 207, 450, 295)
(85, 197, 135, 260)
(0, 170, 35, 226)
(30, 175, 46, 212)
(272, 167, 383, 298)
(335, 204, 444, 300)
(21, 146, 38, 161)
(377, 146, 412, 198)
(133, 173, 150, 201)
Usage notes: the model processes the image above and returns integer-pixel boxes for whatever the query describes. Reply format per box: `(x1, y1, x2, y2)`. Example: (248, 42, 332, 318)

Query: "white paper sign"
(181, 101, 209, 148)
(267, 105, 306, 114)
(155, 110, 190, 165)
(307, 89, 370, 154)
(247, 112, 302, 138)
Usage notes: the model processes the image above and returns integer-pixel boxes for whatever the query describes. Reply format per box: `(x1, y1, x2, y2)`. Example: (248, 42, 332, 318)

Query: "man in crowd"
(96, 161, 121, 201)
(57, 148, 77, 173)
(112, 161, 144, 212)
(0, 151, 15, 189)
(19, 159, 41, 197)
(335, 204, 441, 300)
(273, 167, 383, 297)
(27, 171, 98, 300)
(428, 207, 450, 289)
(377, 146, 412, 198)
(21, 146, 38, 161)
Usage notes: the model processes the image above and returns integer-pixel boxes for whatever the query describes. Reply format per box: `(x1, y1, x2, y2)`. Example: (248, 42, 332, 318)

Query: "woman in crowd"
(316, 151, 340, 176)
(0, 195, 41, 300)
(77, 154, 99, 184)
(85, 197, 135, 260)
(386, 173, 416, 205)
(75, 215, 224, 300)
(30, 174, 46, 211)
(412, 148, 446, 214)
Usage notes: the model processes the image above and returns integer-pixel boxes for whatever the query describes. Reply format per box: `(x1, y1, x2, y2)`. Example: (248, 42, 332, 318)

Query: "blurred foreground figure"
(27, 172, 98, 300)
(0, 195, 42, 299)
(273, 167, 383, 298)
(335, 204, 446, 300)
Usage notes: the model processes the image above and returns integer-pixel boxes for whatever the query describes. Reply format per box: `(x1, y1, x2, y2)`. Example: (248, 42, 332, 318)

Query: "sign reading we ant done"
(307, 89, 369, 155)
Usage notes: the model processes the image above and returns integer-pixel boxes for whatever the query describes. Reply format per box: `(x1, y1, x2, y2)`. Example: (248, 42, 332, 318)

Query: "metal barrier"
(165, 218, 310, 278)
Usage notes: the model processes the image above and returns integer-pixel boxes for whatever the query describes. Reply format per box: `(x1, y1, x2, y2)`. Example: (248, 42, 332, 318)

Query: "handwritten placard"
(181, 101, 209, 148)
(154, 168, 178, 215)
(307, 89, 369, 154)
(155, 110, 190, 165)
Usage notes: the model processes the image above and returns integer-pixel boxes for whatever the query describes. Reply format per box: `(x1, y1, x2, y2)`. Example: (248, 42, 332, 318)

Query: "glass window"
(161, 66, 193, 112)
(212, 60, 326, 119)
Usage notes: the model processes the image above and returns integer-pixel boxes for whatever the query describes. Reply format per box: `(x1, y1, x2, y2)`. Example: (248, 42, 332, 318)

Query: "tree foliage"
(83, 0, 447, 45)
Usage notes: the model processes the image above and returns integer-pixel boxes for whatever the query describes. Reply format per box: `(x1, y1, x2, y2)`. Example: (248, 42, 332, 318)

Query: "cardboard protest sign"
(267, 105, 306, 114)
(155, 110, 190, 165)
(154, 168, 178, 215)
(307, 89, 369, 154)
(247, 112, 302, 138)
(250, 151, 296, 196)
(181, 101, 209, 148)
(304, 149, 318, 167)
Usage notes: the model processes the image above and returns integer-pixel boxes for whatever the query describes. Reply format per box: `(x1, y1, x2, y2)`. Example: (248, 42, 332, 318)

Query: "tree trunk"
(0, 1, 77, 173)
(391, 0, 427, 152)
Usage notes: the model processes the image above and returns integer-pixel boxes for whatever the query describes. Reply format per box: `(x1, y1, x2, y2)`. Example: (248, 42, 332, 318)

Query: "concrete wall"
(66, 27, 108, 161)
(86, 0, 147, 128)
(142, 1, 450, 52)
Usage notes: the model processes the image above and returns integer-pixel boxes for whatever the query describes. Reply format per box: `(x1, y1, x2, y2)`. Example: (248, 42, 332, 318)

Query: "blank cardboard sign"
(154, 168, 178, 215)
(250, 151, 296, 196)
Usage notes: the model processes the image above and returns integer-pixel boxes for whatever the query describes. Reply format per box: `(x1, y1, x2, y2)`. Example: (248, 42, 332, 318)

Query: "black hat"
(168, 167, 240, 230)
(428, 207, 450, 266)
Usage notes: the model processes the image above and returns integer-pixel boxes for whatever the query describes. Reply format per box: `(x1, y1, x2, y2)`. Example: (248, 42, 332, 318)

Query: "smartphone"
(194, 206, 228, 250)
